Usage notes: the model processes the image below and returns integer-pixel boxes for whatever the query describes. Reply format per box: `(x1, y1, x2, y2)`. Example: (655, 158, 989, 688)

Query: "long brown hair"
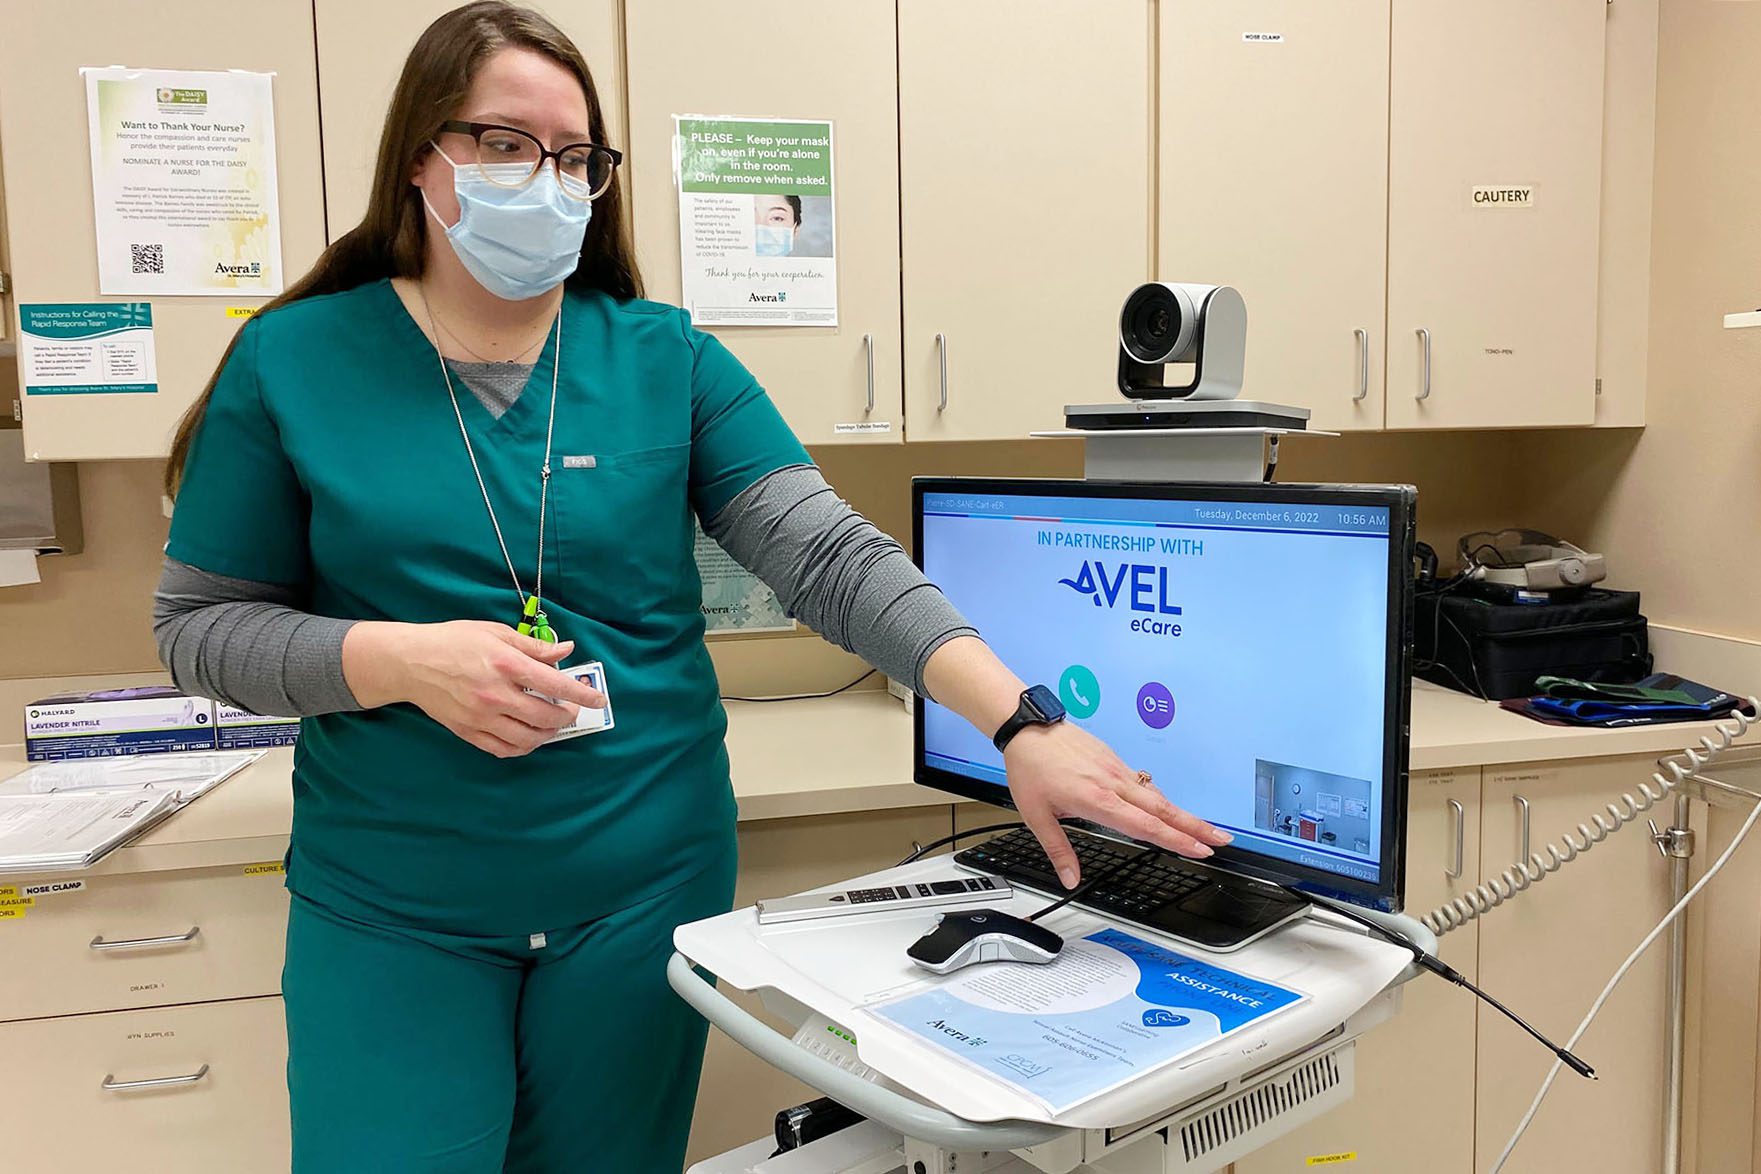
(164, 1, 642, 497)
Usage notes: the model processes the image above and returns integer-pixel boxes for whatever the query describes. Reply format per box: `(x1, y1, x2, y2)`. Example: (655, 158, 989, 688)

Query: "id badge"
(538, 661, 614, 743)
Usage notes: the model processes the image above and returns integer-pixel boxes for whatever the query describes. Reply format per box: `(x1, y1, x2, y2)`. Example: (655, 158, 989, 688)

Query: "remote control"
(756, 875, 1013, 924)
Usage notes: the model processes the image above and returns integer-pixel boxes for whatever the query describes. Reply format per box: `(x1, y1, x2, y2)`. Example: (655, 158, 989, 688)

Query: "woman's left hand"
(1003, 721, 1231, 889)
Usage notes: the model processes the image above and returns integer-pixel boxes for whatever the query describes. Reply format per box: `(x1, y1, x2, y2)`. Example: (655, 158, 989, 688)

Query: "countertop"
(1, 680, 1746, 877)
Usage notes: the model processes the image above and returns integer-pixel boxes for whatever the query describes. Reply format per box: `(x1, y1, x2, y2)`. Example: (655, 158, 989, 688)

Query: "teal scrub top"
(168, 279, 809, 934)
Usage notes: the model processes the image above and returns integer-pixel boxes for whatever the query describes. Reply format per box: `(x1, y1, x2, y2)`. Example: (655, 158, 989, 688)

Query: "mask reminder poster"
(694, 522, 795, 633)
(869, 928, 1307, 1114)
(83, 67, 284, 296)
(674, 116, 836, 326)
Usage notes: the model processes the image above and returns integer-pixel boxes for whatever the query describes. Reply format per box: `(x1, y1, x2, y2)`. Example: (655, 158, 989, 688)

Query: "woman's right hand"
(342, 620, 607, 758)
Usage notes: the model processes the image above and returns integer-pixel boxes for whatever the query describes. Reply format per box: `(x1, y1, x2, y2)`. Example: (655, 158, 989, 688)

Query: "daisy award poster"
(83, 67, 284, 296)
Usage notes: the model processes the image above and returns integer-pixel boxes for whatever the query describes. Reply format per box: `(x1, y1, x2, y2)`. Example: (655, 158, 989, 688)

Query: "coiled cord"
(1422, 701, 1760, 938)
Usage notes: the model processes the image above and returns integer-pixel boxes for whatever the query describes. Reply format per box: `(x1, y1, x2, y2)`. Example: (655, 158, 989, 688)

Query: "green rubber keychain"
(518, 594, 558, 644)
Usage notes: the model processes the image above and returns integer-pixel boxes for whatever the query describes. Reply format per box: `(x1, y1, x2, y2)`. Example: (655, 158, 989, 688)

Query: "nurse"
(154, 3, 1230, 1170)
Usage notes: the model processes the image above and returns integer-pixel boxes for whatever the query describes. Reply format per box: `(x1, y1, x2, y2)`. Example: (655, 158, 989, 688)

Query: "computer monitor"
(913, 478, 1415, 912)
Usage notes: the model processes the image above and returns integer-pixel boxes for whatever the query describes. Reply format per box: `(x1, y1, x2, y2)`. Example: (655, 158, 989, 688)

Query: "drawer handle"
(1415, 327, 1433, 401)
(90, 926, 201, 952)
(102, 1064, 209, 1093)
(1514, 794, 1532, 864)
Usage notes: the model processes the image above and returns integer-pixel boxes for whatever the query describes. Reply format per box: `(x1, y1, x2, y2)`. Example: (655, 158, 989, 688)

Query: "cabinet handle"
(1514, 795, 1532, 863)
(102, 1064, 209, 1093)
(935, 332, 949, 412)
(862, 332, 875, 415)
(1353, 328, 1369, 402)
(1415, 327, 1433, 401)
(90, 926, 201, 952)
(1446, 798, 1465, 880)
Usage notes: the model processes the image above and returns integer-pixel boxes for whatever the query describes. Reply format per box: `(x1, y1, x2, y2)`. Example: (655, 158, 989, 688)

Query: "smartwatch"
(992, 685, 1067, 753)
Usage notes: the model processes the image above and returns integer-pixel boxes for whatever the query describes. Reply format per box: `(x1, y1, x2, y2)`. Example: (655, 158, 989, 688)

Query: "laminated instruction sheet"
(867, 928, 1307, 1114)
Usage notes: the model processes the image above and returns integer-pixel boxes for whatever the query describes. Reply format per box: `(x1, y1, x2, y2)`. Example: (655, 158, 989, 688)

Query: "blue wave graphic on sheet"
(871, 928, 1305, 1112)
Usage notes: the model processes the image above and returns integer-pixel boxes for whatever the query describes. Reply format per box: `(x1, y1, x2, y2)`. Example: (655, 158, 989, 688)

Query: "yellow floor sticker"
(1308, 1155, 1358, 1166)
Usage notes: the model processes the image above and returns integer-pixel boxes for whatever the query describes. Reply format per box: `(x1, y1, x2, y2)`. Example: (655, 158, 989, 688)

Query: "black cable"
(721, 669, 879, 704)
(1027, 845, 1162, 923)
(1284, 886, 1595, 1080)
(895, 822, 1027, 867)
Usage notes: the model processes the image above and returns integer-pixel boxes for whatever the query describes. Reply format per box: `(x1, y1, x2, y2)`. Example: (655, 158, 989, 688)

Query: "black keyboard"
(955, 826, 1309, 951)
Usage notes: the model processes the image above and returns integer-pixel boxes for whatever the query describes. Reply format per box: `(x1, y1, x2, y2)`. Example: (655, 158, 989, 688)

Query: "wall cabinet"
(1384, 1, 1607, 429)
(1162, 0, 1610, 433)
(898, 0, 1154, 442)
(625, 0, 904, 446)
(1160, 1, 1392, 433)
(0, 0, 328, 461)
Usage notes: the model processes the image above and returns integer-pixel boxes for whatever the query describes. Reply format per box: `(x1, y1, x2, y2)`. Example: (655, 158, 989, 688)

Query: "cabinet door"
(315, 1, 625, 240)
(1385, 1, 1606, 429)
(1160, 1, 1390, 432)
(625, 1, 902, 446)
(686, 807, 954, 1167)
(1234, 769, 1482, 1174)
(898, 0, 1153, 441)
(0, 0, 327, 460)
(1476, 759, 1672, 1173)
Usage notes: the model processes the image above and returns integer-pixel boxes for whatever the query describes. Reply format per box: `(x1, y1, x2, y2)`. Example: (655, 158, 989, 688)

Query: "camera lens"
(1121, 285, 1184, 363)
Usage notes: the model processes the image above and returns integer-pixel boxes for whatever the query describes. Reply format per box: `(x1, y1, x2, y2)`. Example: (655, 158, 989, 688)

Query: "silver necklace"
(430, 305, 548, 364)
(419, 283, 563, 642)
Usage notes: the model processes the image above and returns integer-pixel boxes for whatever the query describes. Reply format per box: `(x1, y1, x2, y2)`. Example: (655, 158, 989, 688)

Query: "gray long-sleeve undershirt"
(154, 363, 977, 715)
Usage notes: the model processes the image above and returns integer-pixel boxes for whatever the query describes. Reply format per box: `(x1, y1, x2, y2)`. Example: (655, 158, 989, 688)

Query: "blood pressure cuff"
(1516, 673, 1754, 727)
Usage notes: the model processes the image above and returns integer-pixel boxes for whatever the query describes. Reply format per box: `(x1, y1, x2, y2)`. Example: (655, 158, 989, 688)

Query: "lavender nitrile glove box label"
(214, 703, 301, 750)
(24, 687, 217, 761)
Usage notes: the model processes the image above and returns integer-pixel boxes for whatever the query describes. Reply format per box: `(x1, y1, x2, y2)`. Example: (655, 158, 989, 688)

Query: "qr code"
(130, 243, 165, 275)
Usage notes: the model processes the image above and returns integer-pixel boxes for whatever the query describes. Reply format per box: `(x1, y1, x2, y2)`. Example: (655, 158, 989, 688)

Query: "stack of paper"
(0, 750, 263, 874)
(0, 792, 181, 874)
(0, 750, 263, 802)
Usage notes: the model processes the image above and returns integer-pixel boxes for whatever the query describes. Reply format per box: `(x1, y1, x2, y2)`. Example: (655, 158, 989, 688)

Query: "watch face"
(1025, 684, 1066, 723)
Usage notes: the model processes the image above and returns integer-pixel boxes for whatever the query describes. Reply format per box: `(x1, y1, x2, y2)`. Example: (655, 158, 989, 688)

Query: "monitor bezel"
(911, 476, 1414, 913)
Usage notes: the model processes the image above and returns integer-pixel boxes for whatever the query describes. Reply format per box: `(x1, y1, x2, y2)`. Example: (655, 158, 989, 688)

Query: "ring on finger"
(1134, 769, 1154, 787)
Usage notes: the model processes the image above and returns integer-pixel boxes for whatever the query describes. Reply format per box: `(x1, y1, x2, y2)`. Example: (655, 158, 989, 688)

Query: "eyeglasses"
(436, 120, 623, 201)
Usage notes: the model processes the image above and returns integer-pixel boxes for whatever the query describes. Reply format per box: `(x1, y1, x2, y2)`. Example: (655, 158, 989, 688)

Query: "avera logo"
(215, 261, 263, 277)
(776, 291, 788, 302)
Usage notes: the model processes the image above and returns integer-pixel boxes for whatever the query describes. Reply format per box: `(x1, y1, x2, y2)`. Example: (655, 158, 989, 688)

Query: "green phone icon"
(1059, 664, 1101, 719)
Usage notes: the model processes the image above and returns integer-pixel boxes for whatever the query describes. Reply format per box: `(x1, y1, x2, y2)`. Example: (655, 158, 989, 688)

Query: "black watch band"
(992, 685, 1067, 753)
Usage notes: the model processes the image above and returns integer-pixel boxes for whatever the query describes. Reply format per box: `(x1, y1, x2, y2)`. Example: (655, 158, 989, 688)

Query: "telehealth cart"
(672, 857, 1430, 1174)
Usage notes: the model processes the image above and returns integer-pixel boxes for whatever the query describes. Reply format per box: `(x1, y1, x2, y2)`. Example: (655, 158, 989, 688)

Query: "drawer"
(0, 996, 289, 1171)
(0, 865, 289, 1022)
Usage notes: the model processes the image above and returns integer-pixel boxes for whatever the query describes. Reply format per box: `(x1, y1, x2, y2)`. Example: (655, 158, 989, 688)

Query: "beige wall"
(1, 429, 1530, 698)
(1517, 0, 1761, 641)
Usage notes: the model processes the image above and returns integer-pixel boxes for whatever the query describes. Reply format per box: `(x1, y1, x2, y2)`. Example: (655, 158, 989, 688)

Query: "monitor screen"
(913, 478, 1414, 911)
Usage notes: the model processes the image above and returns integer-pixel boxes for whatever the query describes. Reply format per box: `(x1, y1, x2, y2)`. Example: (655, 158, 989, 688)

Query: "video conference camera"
(1117, 282, 1247, 401)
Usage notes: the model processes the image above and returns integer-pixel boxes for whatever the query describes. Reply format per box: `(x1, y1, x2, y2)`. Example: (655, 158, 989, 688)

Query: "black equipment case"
(1414, 587, 1652, 701)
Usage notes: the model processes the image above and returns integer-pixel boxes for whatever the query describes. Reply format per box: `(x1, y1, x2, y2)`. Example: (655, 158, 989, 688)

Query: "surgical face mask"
(423, 149, 592, 301)
(754, 224, 795, 257)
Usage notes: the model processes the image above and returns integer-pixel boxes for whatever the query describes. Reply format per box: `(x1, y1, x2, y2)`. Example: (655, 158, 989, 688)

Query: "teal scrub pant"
(281, 852, 736, 1173)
